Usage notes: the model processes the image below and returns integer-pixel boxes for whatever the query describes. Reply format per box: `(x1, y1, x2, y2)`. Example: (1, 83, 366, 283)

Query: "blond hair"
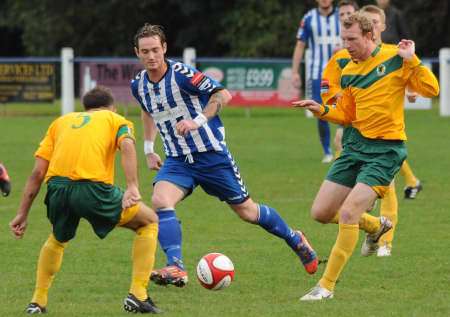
(360, 5, 386, 24)
(342, 12, 374, 36)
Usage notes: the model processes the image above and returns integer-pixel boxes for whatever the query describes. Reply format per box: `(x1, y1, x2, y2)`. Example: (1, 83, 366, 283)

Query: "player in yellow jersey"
(9, 86, 162, 314)
(294, 13, 439, 300)
(322, 4, 425, 256)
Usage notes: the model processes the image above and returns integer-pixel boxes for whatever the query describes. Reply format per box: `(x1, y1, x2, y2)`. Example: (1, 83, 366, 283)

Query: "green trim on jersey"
(341, 54, 403, 89)
(337, 58, 351, 69)
(117, 125, 133, 139)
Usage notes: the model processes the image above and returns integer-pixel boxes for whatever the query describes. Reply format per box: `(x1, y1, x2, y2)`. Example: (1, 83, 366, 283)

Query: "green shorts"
(45, 177, 124, 242)
(326, 127, 407, 197)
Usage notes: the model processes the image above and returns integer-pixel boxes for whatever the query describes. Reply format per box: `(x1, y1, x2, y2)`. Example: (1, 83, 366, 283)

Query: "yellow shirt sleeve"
(315, 89, 356, 125)
(321, 53, 343, 105)
(405, 55, 440, 98)
(34, 119, 57, 161)
(116, 118, 135, 149)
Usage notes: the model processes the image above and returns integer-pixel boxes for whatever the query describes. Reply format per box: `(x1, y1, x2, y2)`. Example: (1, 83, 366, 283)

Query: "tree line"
(0, 0, 448, 58)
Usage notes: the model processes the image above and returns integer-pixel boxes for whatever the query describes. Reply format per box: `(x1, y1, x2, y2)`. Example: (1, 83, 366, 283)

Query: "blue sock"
(257, 204, 300, 250)
(317, 119, 331, 155)
(157, 209, 184, 270)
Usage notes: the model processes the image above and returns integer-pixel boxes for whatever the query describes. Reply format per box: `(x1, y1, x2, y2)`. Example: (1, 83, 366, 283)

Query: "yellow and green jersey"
(319, 45, 439, 140)
(321, 44, 398, 106)
(35, 110, 135, 184)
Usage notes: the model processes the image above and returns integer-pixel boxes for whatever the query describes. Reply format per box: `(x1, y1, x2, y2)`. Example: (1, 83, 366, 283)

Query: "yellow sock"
(379, 182, 398, 248)
(320, 223, 359, 291)
(129, 223, 158, 301)
(31, 234, 67, 307)
(400, 160, 418, 187)
(358, 213, 381, 234)
(334, 150, 341, 159)
(331, 212, 379, 234)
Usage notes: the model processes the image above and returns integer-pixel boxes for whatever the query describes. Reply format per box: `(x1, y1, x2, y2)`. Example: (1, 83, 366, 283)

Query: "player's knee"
(231, 200, 258, 223)
(151, 192, 170, 209)
(338, 208, 358, 224)
(310, 205, 332, 224)
(140, 203, 159, 225)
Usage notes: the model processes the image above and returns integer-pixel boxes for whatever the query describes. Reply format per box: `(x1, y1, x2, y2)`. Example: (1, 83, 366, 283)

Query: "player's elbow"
(31, 157, 49, 183)
(430, 85, 440, 97)
(221, 89, 232, 105)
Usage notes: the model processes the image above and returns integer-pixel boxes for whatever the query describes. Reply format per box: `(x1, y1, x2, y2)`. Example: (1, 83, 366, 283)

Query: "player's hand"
(122, 185, 141, 209)
(146, 153, 162, 171)
(291, 72, 302, 89)
(292, 99, 322, 115)
(9, 213, 28, 239)
(406, 91, 419, 103)
(176, 119, 199, 137)
(398, 39, 415, 61)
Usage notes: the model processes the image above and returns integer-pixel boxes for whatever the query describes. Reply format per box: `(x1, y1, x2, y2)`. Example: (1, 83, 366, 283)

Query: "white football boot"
(361, 216, 392, 256)
(300, 285, 334, 301)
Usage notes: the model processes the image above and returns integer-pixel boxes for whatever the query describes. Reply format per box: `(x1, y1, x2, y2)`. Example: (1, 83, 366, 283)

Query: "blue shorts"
(154, 149, 250, 204)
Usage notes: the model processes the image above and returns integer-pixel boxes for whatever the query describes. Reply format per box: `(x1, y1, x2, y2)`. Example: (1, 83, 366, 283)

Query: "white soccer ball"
(196, 253, 235, 290)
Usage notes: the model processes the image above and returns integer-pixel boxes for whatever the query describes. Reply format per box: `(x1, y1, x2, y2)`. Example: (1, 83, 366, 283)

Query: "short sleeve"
(173, 62, 224, 97)
(34, 120, 57, 161)
(116, 118, 135, 149)
(297, 14, 311, 42)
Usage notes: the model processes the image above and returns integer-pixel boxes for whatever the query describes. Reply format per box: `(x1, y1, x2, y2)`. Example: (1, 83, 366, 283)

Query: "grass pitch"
(0, 103, 449, 316)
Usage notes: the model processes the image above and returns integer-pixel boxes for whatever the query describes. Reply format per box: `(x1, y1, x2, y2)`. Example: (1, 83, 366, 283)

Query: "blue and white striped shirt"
(131, 60, 226, 157)
(297, 7, 341, 80)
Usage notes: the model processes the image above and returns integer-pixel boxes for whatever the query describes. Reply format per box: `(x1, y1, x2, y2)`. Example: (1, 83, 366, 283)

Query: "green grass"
(1, 103, 449, 316)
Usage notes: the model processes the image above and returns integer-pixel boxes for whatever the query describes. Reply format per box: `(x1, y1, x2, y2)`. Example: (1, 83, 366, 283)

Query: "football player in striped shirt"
(292, 0, 342, 163)
(293, 13, 439, 300)
(131, 24, 318, 287)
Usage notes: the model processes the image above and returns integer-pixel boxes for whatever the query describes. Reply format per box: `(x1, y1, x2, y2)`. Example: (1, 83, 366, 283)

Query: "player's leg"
(400, 160, 422, 199)
(119, 202, 162, 314)
(151, 180, 187, 271)
(301, 183, 379, 300)
(195, 149, 317, 274)
(310, 180, 351, 224)
(27, 234, 68, 314)
(229, 198, 318, 274)
(314, 179, 387, 235)
(312, 79, 332, 163)
(377, 181, 398, 256)
(27, 178, 78, 313)
(150, 157, 194, 277)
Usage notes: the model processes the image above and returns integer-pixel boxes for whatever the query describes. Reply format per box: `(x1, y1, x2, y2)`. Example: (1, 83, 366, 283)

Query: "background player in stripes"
(292, 0, 341, 163)
(131, 24, 318, 287)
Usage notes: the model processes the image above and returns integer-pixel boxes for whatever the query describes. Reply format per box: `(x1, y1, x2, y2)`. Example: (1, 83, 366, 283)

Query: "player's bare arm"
(142, 111, 162, 171)
(292, 40, 306, 88)
(120, 137, 142, 209)
(292, 99, 322, 114)
(9, 157, 48, 239)
(202, 89, 231, 118)
(176, 89, 232, 136)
